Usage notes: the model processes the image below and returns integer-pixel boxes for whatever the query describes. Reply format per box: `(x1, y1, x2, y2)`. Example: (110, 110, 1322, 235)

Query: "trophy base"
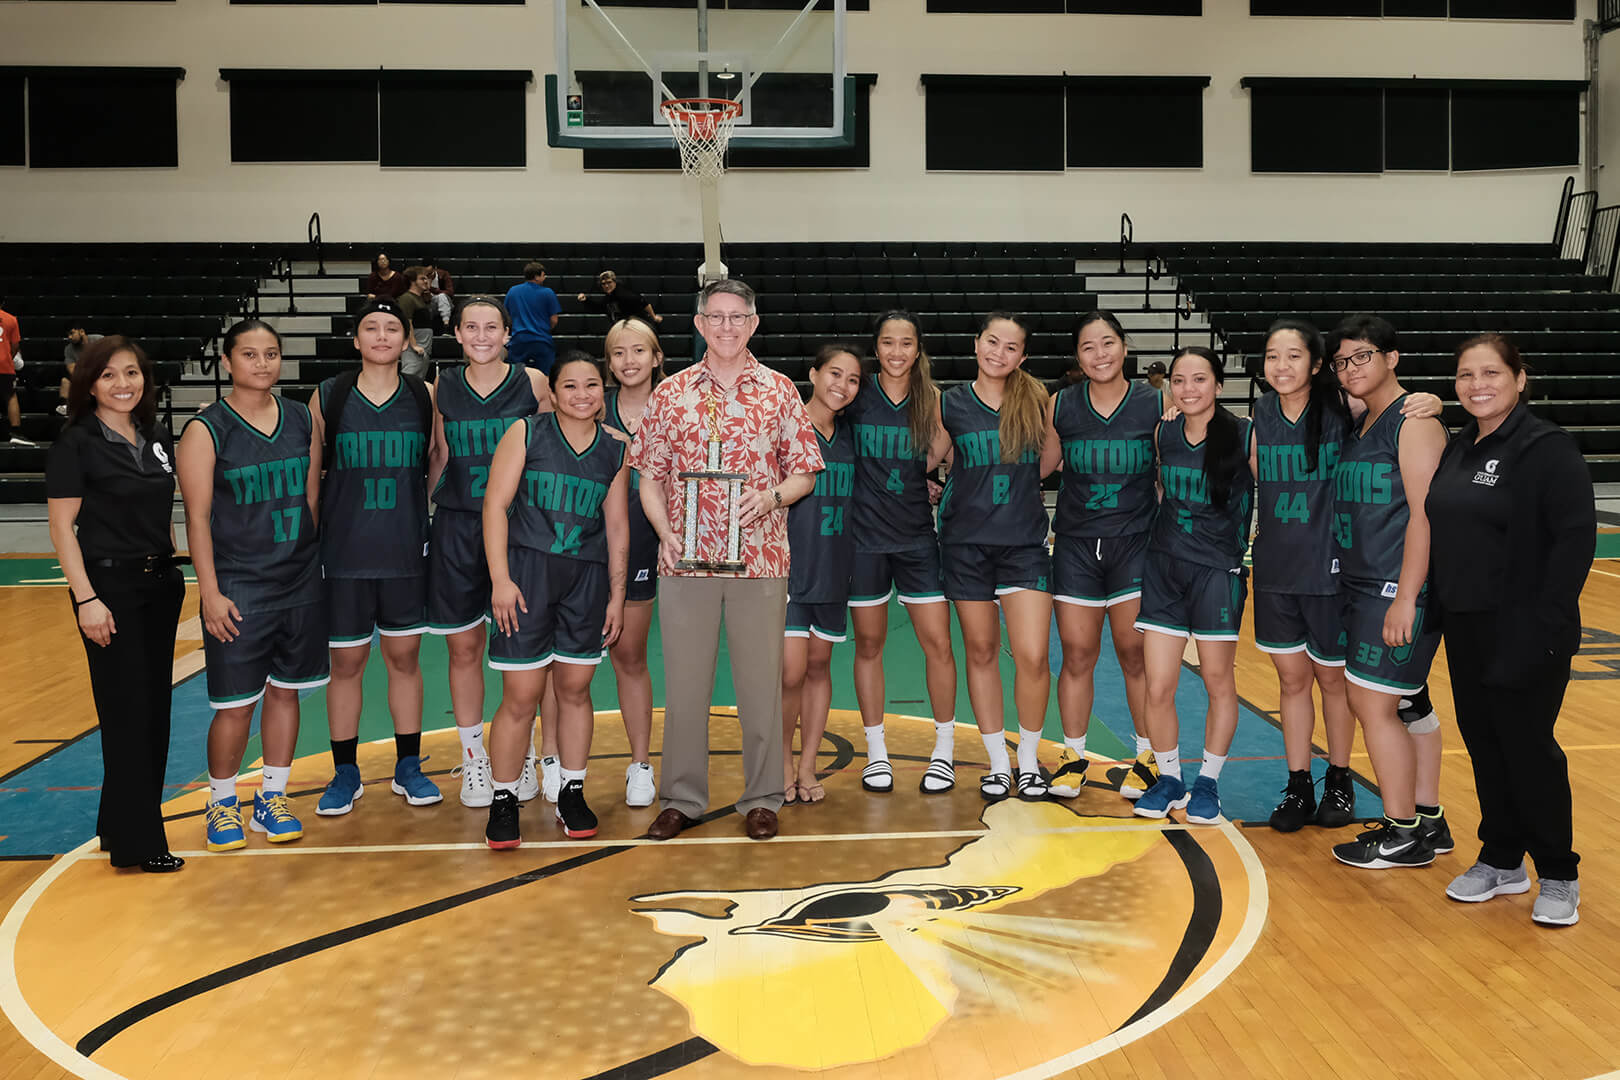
(676, 558, 749, 573)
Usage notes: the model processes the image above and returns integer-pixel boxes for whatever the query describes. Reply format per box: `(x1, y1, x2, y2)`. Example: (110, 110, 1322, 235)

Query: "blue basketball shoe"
(392, 755, 444, 806)
(1132, 775, 1189, 819)
(1185, 776, 1223, 825)
(316, 764, 364, 817)
(205, 796, 246, 852)
(250, 791, 305, 843)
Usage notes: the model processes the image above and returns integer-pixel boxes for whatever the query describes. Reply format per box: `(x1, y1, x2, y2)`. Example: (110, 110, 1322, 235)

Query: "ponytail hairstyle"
(872, 311, 939, 457)
(222, 318, 283, 358)
(1264, 319, 1347, 476)
(1067, 310, 1129, 385)
(1169, 346, 1245, 509)
(978, 311, 1048, 462)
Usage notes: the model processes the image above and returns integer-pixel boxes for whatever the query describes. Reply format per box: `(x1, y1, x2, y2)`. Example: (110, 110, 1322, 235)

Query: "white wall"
(0, 0, 1595, 244)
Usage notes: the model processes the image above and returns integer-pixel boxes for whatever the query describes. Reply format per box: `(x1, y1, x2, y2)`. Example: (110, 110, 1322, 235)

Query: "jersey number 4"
(1273, 492, 1309, 524)
(885, 467, 905, 495)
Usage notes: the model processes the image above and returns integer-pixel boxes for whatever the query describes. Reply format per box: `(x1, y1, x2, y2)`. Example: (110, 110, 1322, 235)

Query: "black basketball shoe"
(555, 779, 599, 839)
(1268, 770, 1317, 833)
(485, 790, 521, 850)
(1313, 764, 1356, 829)
(1417, 809, 1454, 854)
(1333, 818, 1436, 869)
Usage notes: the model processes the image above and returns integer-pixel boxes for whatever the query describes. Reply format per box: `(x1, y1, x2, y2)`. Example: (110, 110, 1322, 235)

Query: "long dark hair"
(1066, 310, 1130, 385)
(1169, 346, 1244, 509)
(66, 336, 157, 426)
(872, 311, 938, 455)
(1265, 319, 1348, 476)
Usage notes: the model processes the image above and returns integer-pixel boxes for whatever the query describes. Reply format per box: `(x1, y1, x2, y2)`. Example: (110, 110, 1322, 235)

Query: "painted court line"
(85, 821, 1215, 859)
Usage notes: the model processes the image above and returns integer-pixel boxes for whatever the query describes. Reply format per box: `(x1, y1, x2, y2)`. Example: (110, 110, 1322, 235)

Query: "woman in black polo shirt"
(46, 336, 185, 873)
(1426, 333, 1594, 926)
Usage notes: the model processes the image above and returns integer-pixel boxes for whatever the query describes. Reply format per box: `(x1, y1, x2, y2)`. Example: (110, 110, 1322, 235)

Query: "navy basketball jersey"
(845, 375, 935, 552)
(605, 387, 652, 540)
(319, 375, 430, 579)
(1334, 395, 1444, 597)
(510, 414, 625, 563)
(189, 397, 320, 613)
(1251, 392, 1348, 596)
(937, 384, 1047, 548)
(787, 418, 857, 603)
(434, 363, 539, 512)
(1051, 379, 1161, 539)
(1149, 414, 1255, 571)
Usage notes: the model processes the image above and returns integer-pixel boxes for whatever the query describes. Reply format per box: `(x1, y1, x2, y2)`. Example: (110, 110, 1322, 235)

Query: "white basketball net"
(661, 99, 742, 182)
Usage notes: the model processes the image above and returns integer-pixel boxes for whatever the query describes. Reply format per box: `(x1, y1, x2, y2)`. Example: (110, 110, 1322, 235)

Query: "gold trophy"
(677, 393, 748, 572)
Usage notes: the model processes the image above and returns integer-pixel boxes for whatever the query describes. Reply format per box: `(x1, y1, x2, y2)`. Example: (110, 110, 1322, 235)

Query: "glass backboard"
(548, 0, 853, 151)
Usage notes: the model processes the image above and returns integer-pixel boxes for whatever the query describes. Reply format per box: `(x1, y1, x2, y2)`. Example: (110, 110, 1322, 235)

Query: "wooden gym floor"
(0, 550, 1618, 1079)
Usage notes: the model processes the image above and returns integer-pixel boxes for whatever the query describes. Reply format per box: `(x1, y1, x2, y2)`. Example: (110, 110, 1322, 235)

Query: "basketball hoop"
(661, 98, 743, 182)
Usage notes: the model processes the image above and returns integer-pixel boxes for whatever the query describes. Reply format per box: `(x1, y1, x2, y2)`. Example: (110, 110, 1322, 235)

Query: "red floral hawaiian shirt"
(630, 351, 823, 578)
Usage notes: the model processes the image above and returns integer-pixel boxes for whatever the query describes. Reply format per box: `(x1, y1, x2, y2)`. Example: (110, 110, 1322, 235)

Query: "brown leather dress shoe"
(647, 808, 695, 841)
(744, 807, 778, 840)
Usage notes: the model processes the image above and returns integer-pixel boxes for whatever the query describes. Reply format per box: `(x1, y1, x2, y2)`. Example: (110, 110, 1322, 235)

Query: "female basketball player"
(426, 296, 549, 809)
(929, 312, 1054, 802)
(178, 320, 323, 852)
(1326, 315, 1449, 869)
(845, 312, 958, 794)
(482, 352, 629, 848)
(1040, 311, 1160, 802)
(599, 316, 665, 808)
(782, 344, 862, 804)
(1133, 347, 1253, 826)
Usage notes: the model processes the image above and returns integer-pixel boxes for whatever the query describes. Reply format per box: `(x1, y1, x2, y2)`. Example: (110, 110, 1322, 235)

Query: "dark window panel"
(0, 77, 22, 166)
(1449, 0, 1573, 17)
(1383, 0, 1446, 13)
(928, 0, 1063, 11)
(228, 75, 378, 162)
(1067, 0, 1198, 11)
(380, 78, 526, 167)
(28, 72, 179, 168)
(1067, 78, 1204, 167)
(1452, 85, 1579, 170)
(1249, 84, 1381, 173)
(575, 70, 658, 127)
(1384, 87, 1448, 169)
(1251, 0, 1378, 12)
(923, 76, 1065, 172)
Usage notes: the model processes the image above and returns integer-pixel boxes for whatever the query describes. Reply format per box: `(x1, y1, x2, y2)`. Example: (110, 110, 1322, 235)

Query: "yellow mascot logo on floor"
(631, 799, 1163, 1069)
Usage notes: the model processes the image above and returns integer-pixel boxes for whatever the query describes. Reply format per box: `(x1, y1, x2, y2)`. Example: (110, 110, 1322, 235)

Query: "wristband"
(72, 594, 99, 610)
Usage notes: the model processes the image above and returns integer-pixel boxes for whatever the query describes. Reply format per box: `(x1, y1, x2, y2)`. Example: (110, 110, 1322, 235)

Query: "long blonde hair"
(979, 311, 1048, 462)
(873, 311, 939, 456)
(603, 317, 665, 388)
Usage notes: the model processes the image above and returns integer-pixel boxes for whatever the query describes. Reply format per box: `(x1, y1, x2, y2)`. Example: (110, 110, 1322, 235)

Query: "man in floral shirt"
(631, 279, 824, 841)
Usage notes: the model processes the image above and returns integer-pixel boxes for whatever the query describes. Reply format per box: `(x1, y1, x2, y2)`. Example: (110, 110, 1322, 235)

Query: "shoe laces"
(259, 793, 297, 824)
(206, 801, 240, 831)
(1540, 879, 1577, 903)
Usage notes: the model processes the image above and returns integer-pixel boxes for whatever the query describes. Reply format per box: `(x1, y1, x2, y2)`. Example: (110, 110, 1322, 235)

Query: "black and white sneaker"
(980, 772, 1012, 801)
(1016, 770, 1048, 800)
(1332, 818, 1435, 869)
(485, 790, 521, 850)
(1313, 765, 1356, 829)
(1268, 771, 1316, 833)
(555, 779, 598, 839)
(861, 759, 894, 793)
(1417, 811, 1454, 854)
(919, 758, 956, 794)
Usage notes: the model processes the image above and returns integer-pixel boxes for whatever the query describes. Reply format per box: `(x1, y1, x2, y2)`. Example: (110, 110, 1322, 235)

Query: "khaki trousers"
(657, 575, 787, 818)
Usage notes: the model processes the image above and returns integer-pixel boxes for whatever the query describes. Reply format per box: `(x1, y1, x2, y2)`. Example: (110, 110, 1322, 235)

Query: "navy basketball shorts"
(427, 508, 490, 635)
(626, 509, 659, 604)
(848, 545, 946, 607)
(1135, 554, 1247, 641)
(327, 575, 429, 648)
(1253, 590, 1347, 666)
(487, 548, 609, 670)
(1340, 586, 1441, 697)
(941, 542, 1051, 603)
(785, 600, 849, 642)
(1052, 530, 1150, 608)
(204, 602, 330, 711)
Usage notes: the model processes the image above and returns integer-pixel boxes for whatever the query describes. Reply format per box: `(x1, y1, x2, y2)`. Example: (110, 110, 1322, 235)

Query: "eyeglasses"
(1330, 348, 1381, 372)
(700, 312, 754, 328)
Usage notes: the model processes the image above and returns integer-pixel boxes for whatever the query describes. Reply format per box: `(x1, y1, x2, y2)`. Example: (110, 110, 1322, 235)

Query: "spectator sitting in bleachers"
(60, 328, 104, 416)
(576, 270, 663, 328)
(398, 267, 434, 379)
(366, 252, 409, 300)
(0, 295, 31, 446)
(426, 258, 456, 330)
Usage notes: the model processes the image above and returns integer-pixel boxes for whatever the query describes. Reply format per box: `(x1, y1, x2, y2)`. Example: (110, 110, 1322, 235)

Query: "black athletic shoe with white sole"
(1268, 770, 1316, 833)
(1313, 765, 1356, 829)
(1332, 818, 1435, 869)
(1417, 811, 1454, 854)
(486, 790, 521, 850)
(555, 779, 598, 839)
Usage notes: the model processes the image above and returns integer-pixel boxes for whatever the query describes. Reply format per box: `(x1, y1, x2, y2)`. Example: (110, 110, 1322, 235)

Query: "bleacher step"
(257, 295, 347, 315)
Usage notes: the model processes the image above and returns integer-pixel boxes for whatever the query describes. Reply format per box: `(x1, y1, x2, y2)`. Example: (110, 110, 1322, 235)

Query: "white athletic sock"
(1016, 729, 1041, 775)
(1199, 750, 1226, 781)
(981, 732, 1011, 776)
(208, 775, 237, 805)
(864, 724, 888, 762)
(561, 767, 586, 783)
(260, 765, 291, 796)
(930, 719, 955, 759)
(1135, 735, 1152, 757)
(1156, 746, 1182, 782)
(458, 724, 486, 758)
(494, 778, 520, 795)
(1064, 735, 1087, 757)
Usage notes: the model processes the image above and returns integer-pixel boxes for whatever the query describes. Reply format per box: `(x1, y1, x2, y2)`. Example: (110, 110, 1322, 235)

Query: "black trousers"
(1444, 611, 1580, 881)
(76, 563, 184, 867)
(0, 373, 13, 441)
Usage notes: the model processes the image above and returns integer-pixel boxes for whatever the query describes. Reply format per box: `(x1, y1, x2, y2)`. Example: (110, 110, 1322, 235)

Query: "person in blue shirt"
(503, 262, 562, 375)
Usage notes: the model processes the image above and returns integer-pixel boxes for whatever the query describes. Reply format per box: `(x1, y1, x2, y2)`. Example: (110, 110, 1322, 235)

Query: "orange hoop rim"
(660, 97, 744, 125)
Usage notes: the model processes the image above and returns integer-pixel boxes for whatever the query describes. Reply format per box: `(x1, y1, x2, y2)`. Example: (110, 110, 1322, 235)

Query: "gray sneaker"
(1532, 879, 1581, 926)
(1446, 861, 1531, 903)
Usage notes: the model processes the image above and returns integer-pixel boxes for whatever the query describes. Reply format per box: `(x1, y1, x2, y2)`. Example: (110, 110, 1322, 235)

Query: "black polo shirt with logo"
(1425, 403, 1527, 614)
(45, 416, 176, 559)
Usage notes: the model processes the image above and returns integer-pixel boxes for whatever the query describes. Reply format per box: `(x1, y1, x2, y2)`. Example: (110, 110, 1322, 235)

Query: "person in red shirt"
(0, 297, 32, 446)
(630, 279, 824, 842)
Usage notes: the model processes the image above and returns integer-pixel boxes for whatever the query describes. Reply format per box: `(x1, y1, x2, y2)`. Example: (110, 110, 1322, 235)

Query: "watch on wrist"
(771, 488, 782, 509)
